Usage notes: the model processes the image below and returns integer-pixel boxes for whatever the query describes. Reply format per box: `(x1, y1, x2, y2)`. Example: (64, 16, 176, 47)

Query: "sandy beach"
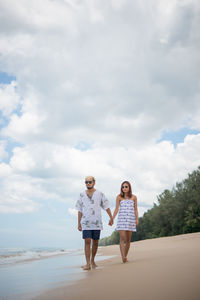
(34, 232, 200, 300)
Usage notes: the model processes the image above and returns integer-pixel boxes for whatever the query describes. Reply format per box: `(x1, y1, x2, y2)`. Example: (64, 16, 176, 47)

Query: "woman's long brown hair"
(120, 181, 132, 198)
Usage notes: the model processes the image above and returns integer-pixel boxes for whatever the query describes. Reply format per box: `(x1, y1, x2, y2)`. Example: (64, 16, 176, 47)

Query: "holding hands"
(108, 217, 114, 226)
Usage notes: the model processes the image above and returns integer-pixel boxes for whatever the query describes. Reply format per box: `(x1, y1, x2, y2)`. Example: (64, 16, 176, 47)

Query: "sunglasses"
(85, 181, 93, 184)
(122, 185, 129, 189)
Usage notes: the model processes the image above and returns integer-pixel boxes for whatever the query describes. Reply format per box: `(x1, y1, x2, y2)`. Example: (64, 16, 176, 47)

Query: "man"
(76, 176, 113, 270)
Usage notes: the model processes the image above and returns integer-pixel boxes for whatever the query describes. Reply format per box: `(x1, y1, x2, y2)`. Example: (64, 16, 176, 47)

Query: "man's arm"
(106, 208, 113, 226)
(78, 211, 82, 231)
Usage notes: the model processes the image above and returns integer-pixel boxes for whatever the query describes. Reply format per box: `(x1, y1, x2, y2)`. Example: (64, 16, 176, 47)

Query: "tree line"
(99, 166, 200, 246)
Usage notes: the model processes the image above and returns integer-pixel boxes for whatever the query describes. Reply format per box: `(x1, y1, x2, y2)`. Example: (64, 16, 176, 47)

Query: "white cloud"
(10, 147, 36, 171)
(0, 0, 199, 147)
(0, 140, 8, 161)
(0, 163, 12, 177)
(0, 172, 66, 213)
(0, 81, 20, 117)
(0, 178, 39, 214)
(3, 112, 46, 142)
(0, 0, 200, 216)
(0, 134, 199, 214)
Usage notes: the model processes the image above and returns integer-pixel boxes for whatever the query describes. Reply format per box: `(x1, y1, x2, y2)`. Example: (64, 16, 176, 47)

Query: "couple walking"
(76, 176, 139, 270)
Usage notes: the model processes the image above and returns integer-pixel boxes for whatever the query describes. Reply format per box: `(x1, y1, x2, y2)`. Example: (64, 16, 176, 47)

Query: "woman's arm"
(112, 195, 120, 221)
(106, 208, 113, 226)
(134, 196, 139, 226)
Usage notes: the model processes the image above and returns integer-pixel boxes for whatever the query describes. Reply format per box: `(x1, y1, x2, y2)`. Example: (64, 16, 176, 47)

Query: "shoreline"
(33, 232, 200, 300)
(0, 248, 83, 267)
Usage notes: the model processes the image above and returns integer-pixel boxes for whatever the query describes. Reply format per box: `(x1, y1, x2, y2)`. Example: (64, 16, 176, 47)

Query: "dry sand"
(34, 232, 200, 300)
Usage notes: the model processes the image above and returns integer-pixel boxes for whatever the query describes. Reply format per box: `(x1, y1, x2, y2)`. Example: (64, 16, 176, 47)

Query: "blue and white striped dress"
(116, 199, 136, 232)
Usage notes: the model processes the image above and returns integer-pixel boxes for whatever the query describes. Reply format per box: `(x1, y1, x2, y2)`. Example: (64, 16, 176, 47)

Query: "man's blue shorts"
(82, 230, 101, 240)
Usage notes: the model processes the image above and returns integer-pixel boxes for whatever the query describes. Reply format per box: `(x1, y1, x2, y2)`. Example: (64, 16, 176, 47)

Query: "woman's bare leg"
(119, 231, 127, 263)
(124, 231, 132, 260)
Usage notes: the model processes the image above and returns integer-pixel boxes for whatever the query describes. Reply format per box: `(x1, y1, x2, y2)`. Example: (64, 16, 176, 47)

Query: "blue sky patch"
(0, 111, 9, 129)
(75, 141, 91, 151)
(0, 139, 23, 164)
(158, 128, 200, 146)
(0, 72, 16, 84)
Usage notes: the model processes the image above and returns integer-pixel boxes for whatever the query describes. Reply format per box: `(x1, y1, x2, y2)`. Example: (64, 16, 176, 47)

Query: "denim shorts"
(82, 230, 101, 240)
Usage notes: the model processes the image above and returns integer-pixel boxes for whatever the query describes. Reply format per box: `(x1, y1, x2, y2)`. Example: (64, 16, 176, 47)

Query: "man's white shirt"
(76, 190, 110, 230)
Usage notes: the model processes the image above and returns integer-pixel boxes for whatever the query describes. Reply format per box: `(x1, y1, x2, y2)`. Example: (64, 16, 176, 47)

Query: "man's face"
(85, 178, 95, 190)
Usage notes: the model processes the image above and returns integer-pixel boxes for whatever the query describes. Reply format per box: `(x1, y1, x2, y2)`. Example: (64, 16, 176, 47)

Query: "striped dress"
(116, 199, 136, 232)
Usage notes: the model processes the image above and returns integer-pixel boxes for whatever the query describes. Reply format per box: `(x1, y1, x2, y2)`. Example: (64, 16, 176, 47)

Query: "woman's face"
(122, 183, 129, 193)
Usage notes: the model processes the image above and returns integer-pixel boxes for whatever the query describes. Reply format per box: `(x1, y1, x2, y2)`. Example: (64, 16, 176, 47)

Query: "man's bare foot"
(122, 257, 127, 263)
(82, 264, 91, 270)
(91, 262, 98, 269)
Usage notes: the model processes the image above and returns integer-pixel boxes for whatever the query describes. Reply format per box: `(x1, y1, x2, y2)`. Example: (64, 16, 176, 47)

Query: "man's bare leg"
(91, 239, 98, 268)
(83, 238, 91, 270)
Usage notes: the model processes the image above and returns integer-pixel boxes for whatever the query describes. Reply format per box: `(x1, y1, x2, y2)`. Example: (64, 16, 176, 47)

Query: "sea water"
(0, 247, 110, 299)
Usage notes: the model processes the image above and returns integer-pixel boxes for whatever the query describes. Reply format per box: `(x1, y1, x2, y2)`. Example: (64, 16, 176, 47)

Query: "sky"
(0, 0, 200, 249)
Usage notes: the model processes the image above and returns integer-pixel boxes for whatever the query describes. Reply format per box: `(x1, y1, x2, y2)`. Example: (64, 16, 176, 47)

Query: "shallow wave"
(0, 247, 82, 266)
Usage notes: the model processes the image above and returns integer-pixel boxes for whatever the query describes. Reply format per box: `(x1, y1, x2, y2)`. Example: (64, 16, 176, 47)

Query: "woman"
(112, 181, 139, 263)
